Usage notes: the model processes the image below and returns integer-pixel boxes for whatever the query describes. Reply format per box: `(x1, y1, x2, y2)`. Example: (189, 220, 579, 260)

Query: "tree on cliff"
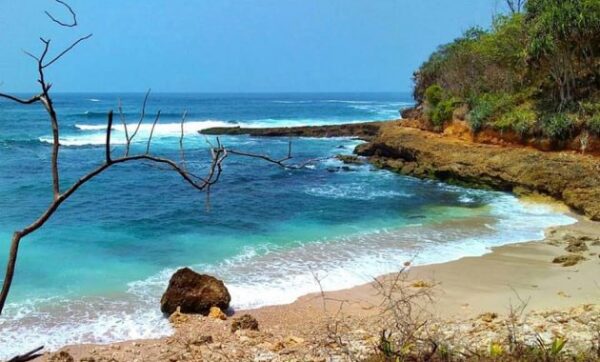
(412, 0, 600, 139)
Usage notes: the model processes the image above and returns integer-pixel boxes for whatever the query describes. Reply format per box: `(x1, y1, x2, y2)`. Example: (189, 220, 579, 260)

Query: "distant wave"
(81, 111, 186, 120)
(87, 98, 101, 102)
(322, 100, 375, 104)
(271, 100, 313, 104)
(40, 120, 237, 146)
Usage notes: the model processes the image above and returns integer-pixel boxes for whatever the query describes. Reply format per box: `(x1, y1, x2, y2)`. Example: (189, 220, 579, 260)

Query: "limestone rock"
(160, 268, 231, 315)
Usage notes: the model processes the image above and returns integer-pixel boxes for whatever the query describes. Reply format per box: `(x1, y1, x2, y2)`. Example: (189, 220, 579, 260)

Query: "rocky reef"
(356, 122, 600, 220)
(200, 121, 385, 140)
(204, 119, 599, 220)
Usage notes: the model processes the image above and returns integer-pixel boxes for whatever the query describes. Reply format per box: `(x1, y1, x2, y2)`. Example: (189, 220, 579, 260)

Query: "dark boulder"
(160, 267, 231, 315)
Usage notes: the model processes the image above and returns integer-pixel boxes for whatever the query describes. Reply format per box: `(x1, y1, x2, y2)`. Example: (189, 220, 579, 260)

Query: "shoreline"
(35, 209, 600, 361)
(22, 121, 600, 361)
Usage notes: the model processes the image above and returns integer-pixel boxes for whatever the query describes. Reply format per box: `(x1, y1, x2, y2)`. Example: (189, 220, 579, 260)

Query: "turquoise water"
(0, 93, 574, 356)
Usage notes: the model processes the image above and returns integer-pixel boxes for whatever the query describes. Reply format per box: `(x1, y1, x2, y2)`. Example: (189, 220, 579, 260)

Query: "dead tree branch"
(44, 0, 78, 27)
(7, 346, 44, 362)
(0, 0, 310, 325)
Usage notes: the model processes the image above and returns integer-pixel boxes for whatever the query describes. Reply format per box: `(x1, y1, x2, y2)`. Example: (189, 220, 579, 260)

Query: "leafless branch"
(227, 148, 325, 170)
(42, 33, 93, 69)
(179, 111, 188, 170)
(129, 89, 151, 141)
(44, 0, 78, 27)
(0, 93, 43, 105)
(106, 111, 113, 163)
(146, 110, 161, 154)
(0, 0, 304, 326)
(7, 346, 44, 362)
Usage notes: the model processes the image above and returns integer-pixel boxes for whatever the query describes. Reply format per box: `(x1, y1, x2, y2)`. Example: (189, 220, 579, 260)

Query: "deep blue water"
(0, 93, 573, 356)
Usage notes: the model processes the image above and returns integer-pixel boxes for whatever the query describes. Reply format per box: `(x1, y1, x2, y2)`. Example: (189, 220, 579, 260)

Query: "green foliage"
(526, 0, 600, 108)
(467, 93, 515, 132)
(431, 98, 459, 127)
(543, 113, 574, 139)
(549, 336, 567, 357)
(424, 84, 444, 106)
(412, 0, 600, 140)
(495, 104, 538, 135)
(423, 85, 460, 128)
(588, 114, 600, 135)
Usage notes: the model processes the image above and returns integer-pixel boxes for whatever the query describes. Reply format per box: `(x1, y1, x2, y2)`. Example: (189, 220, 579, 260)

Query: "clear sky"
(0, 1, 506, 93)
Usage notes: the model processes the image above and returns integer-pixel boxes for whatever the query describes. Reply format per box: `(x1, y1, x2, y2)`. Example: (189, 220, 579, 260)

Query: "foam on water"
(304, 183, 413, 200)
(0, 193, 575, 358)
(40, 120, 236, 146)
(40, 117, 387, 147)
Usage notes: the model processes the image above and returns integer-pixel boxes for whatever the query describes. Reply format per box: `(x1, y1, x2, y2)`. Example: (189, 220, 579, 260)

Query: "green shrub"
(467, 100, 494, 132)
(542, 113, 574, 139)
(466, 93, 514, 132)
(588, 113, 600, 135)
(424, 84, 444, 106)
(431, 98, 459, 127)
(495, 105, 538, 135)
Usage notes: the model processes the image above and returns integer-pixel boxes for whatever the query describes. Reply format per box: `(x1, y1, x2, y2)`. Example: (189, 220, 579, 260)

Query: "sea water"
(0, 93, 574, 357)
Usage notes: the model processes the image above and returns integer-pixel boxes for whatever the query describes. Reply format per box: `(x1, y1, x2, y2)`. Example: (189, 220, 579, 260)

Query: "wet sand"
(34, 212, 600, 361)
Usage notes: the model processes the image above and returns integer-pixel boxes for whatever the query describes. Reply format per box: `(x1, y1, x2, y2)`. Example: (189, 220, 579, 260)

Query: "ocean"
(0, 92, 574, 357)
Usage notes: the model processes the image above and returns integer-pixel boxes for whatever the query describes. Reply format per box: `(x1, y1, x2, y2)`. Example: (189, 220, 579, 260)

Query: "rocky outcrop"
(356, 122, 600, 220)
(160, 268, 231, 315)
(200, 121, 386, 140)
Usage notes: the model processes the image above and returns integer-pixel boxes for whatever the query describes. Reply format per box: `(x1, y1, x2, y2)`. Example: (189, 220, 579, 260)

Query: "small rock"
(565, 239, 588, 253)
(168, 306, 190, 325)
(191, 335, 213, 346)
(552, 254, 586, 267)
(48, 351, 74, 362)
(410, 280, 433, 288)
(285, 335, 305, 345)
(231, 314, 259, 333)
(479, 312, 498, 323)
(208, 306, 227, 320)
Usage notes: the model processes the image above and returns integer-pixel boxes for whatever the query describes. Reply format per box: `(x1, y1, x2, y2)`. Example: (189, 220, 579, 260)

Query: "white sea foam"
(0, 189, 576, 359)
(304, 184, 413, 200)
(40, 120, 238, 146)
(87, 98, 101, 102)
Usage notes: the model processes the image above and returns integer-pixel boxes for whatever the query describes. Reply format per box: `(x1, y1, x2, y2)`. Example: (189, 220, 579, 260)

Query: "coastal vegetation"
(412, 0, 600, 140)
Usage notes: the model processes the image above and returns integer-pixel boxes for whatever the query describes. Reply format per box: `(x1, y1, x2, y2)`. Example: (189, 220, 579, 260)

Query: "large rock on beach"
(160, 267, 231, 315)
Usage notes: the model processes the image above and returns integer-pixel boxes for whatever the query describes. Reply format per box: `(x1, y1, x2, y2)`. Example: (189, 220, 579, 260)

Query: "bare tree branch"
(0, 93, 42, 105)
(106, 111, 114, 163)
(0, 0, 307, 325)
(146, 110, 161, 154)
(179, 111, 188, 170)
(44, 0, 78, 27)
(42, 34, 93, 69)
(7, 346, 44, 362)
(126, 89, 151, 156)
(118, 99, 130, 150)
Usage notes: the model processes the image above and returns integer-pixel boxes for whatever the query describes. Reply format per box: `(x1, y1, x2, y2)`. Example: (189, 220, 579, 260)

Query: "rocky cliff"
(201, 120, 600, 220)
(357, 122, 600, 220)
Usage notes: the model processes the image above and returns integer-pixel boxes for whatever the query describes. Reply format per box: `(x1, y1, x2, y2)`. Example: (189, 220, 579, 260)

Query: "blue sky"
(0, 1, 505, 93)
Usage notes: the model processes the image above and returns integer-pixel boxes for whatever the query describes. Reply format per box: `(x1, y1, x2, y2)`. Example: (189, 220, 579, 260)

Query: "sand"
(30, 212, 599, 361)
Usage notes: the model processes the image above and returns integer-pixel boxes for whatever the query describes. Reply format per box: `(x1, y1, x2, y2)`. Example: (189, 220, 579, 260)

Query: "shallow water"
(0, 93, 575, 357)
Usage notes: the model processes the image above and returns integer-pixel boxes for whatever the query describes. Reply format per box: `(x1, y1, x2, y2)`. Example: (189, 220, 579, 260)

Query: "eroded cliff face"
(400, 107, 600, 155)
(356, 122, 600, 220)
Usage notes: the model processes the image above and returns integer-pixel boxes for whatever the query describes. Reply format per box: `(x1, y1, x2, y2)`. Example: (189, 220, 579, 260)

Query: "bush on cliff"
(412, 0, 600, 140)
(423, 84, 460, 128)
